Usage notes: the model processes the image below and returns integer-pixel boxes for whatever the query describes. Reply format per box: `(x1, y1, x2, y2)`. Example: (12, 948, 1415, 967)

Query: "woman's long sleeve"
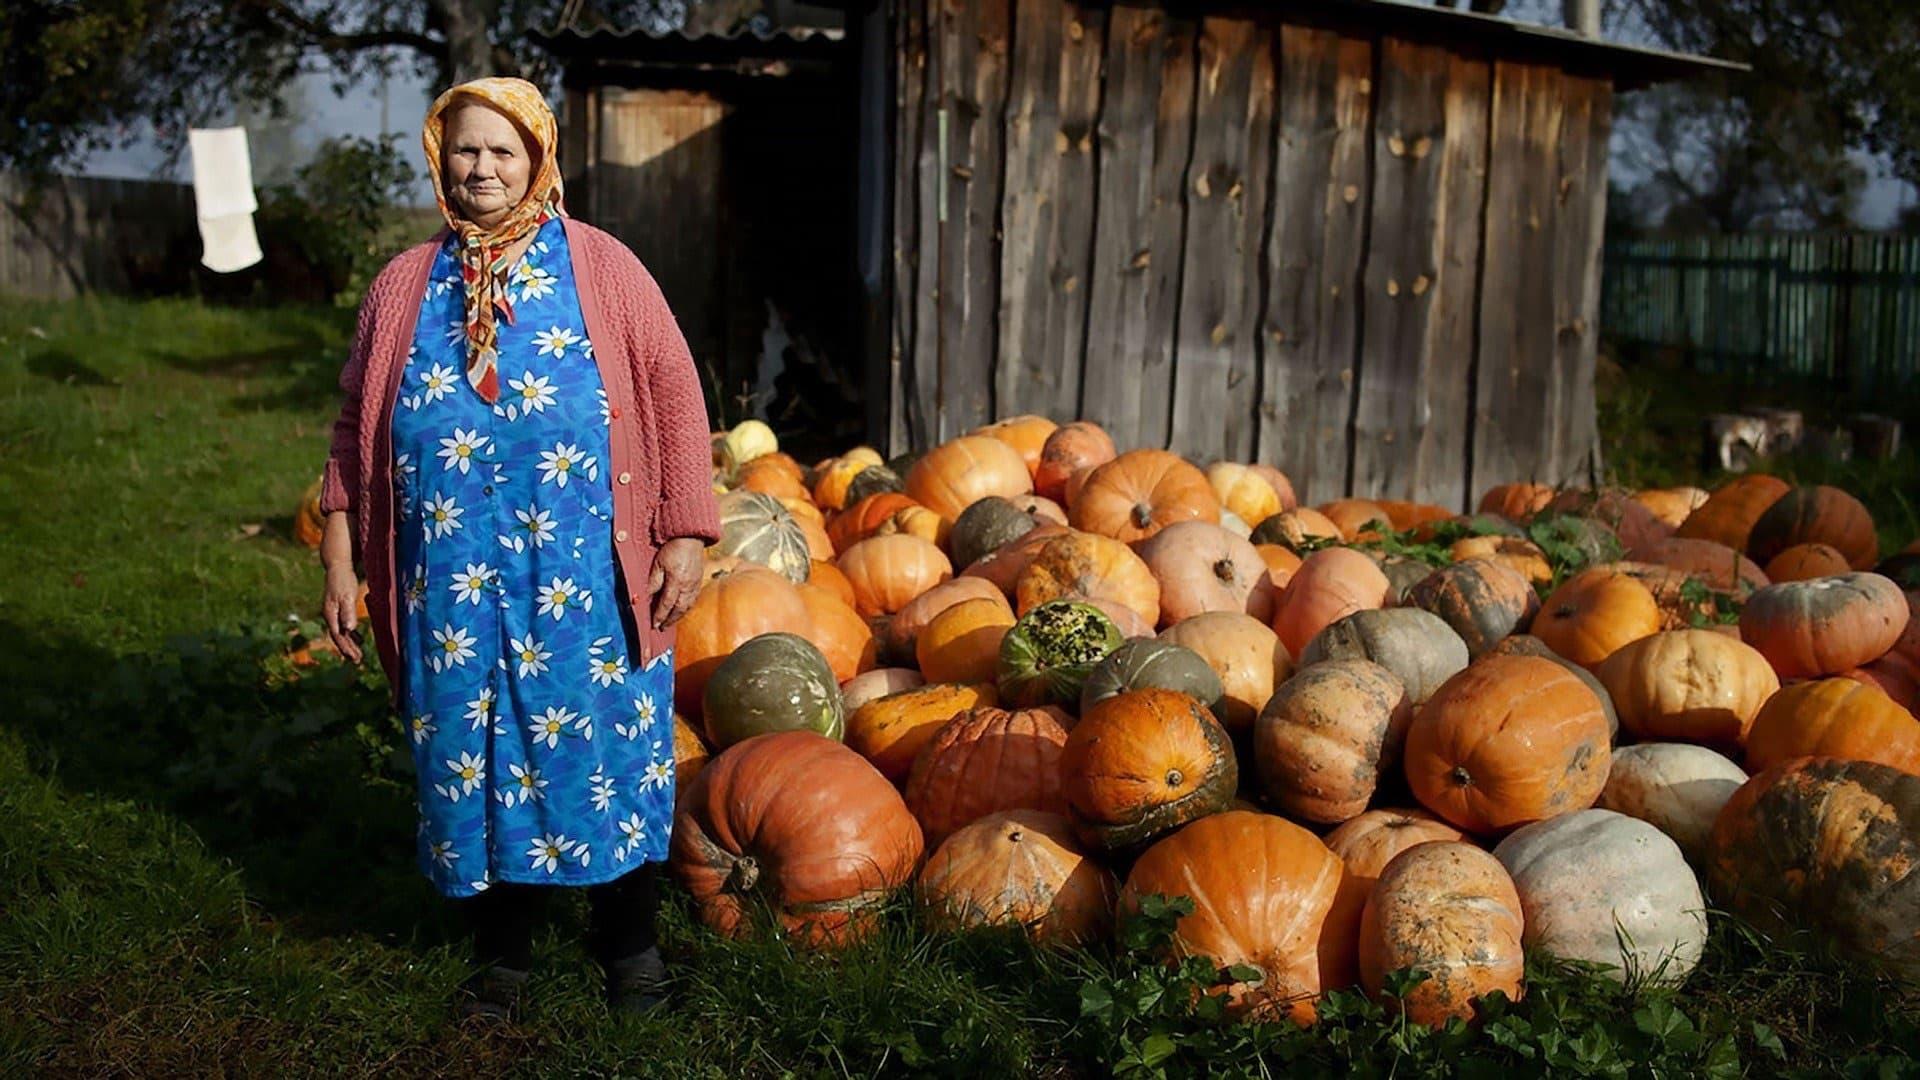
(635, 268, 722, 545)
(319, 298, 378, 518)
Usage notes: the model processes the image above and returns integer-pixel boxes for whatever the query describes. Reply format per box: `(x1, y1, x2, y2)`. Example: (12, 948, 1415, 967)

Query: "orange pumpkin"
(1745, 678, 1920, 776)
(1375, 500, 1454, 533)
(1674, 474, 1790, 551)
(1255, 544, 1304, 590)
(1070, 449, 1221, 544)
(842, 668, 925, 713)
(1254, 659, 1412, 824)
(881, 577, 1013, 666)
(736, 457, 811, 502)
(1062, 689, 1238, 850)
(1207, 462, 1287, 527)
(1136, 521, 1278, 626)
(918, 809, 1114, 944)
(292, 475, 325, 548)
(959, 523, 1071, 596)
(836, 533, 953, 617)
(1359, 841, 1526, 1027)
(874, 503, 950, 549)
(796, 582, 878, 683)
(1014, 530, 1161, 627)
(1323, 808, 1466, 896)
(973, 414, 1058, 479)
(1597, 629, 1779, 747)
(671, 731, 922, 947)
(1270, 547, 1390, 659)
(845, 682, 999, 783)
(828, 492, 921, 554)
(1011, 493, 1068, 524)
(674, 566, 813, 716)
(1477, 483, 1553, 522)
(1632, 536, 1770, 597)
(906, 435, 1033, 522)
(903, 704, 1072, 847)
(1158, 612, 1292, 736)
(808, 560, 857, 607)
(1533, 566, 1663, 671)
(1250, 506, 1344, 552)
(916, 597, 1016, 684)
(1033, 421, 1118, 503)
(1448, 535, 1553, 587)
(1764, 542, 1852, 583)
(1119, 811, 1362, 1024)
(1404, 654, 1612, 833)
(810, 456, 870, 512)
(1633, 486, 1711, 530)
(672, 713, 710, 802)
(1747, 485, 1879, 571)
(1841, 657, 1920, 716)
(1738, 572, 1908, 679)
(1317, 499, 1392, 542)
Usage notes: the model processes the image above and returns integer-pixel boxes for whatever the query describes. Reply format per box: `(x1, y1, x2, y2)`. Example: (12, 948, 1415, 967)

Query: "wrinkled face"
(441, 103, 533, 228)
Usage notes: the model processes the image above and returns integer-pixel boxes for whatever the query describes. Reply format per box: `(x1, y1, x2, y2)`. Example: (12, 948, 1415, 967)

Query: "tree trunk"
(427, 0, 497, 82)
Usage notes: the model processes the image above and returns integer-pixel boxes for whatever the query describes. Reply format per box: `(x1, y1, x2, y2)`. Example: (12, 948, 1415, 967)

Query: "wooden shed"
(544, 0, 1735, 506)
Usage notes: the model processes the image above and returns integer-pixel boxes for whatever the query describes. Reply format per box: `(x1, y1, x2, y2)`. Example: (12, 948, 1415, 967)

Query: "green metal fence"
(1601, 233, 1920, 392)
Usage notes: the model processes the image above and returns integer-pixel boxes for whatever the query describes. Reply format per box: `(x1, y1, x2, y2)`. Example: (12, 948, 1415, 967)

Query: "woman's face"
(442, 103, 533, 229)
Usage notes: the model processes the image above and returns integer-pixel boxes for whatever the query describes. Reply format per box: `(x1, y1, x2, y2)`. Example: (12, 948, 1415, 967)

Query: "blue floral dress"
(392, 218, 674, 898)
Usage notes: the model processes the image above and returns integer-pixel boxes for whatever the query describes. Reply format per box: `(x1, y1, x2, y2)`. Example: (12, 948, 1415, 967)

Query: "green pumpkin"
(997, 599, 1123, 708)
(949, 495, 1040, 570)
(845, 464, 904, 505)
(714, 489, 811, 584)
(1080, 639, 1226, 719)
(702, 632, 844, 749)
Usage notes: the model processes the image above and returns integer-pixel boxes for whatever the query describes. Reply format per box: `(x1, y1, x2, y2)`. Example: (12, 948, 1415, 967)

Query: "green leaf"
(1137, 1033, 1178, 1068)
(1752, 1021, 1786, 1060)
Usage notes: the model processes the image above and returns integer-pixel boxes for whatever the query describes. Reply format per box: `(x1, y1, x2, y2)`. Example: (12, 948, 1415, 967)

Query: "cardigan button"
(610, 405, 621, 420)
(617, 471, 632, 485)
(615, 529, 629, 542)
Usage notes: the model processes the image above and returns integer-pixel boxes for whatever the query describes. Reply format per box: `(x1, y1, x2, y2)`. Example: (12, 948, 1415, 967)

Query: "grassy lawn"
(1, 296, 1917, 1076)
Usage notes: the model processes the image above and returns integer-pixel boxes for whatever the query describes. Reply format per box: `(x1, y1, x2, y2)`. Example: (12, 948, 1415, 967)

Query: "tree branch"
(255, 0, 445, 60)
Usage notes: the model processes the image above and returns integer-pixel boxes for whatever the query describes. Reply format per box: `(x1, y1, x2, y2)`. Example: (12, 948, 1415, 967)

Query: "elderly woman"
(317, 78, 718, 1019)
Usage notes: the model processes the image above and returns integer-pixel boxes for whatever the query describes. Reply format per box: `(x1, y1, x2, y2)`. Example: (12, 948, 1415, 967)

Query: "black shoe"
(604, 946, 668, 1016)
(456, 964, 530, 1022)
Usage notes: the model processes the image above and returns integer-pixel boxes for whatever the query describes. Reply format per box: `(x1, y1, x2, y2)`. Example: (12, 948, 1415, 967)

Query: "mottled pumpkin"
(1070, 449, 1222, 544)
(918, 809, 1114, 944)
(1707, 757, 1920, 979)
(1323, 808, 1466, 896)
(1447, 535, 1554, 587)
(1080, 639, 1227, 720)
(1157, 612, 1291, 736)
(1135, 520, 1278, 626)
(997, 599, 1124, 709)
(840, 667, 924, 713)
(1270, 547, 1392, 659)
(1033, 421, 1117, 502)
(836, 533, 954, 618)
(1299, 608, 1470, 706)
(949, 496, 1042, 571)
(1014, 530, 1161, 627)
(844, 464, 904, 505)
(811, 454, 872, 512)
(1063, 689, 1238, 850)
(906, 435, 1034, 522)
(1744, 677, 1920, 776)
(1674, 473, 1790, 551)
(672, 731, 922, 947)
(845, 682, 998, 782)
(1747, 484, 1879, 570)
(1254, 659, 1412, 824)
(1405, 655, 1612, 833)
(714, 489, 812, 583)
(702, 632, 845, 749)
(1250, 507, 1344, 552)
(1597, 630, 1779, 747)
(1477, 482, 1554, 522)
(904, 705, 1071, 847)
(1534, 566, 1664, 671)
(1360, 842, 1525, 1027)
(960, 523, 1071, 597)
(1544, 488, 1672, 556)
(916, 597, 1017, 685)
(675, 566, 812, 717)
(1764, 542, 1853, 583)
(1406, 558, 1540, 657)
(1738, 572, 1908, 678)
(1596, 742, 1747, 869)
(1119, 811, 1361, 1024)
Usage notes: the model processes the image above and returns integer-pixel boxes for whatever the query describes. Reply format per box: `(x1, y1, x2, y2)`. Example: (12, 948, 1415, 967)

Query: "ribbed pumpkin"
(1323, 808, 1466, 896)
(672, 713, 710, 803)
(828, 492, 921, 554)
(675, 566, 812, 716)
(811, 454, 872, 512)
(1033, 421, 1117, 502)
(1596, 742, 1747, 868)
(1299, 608, 1470, 706)
(1136, 520, 1277, 626)
(1014, 530, 1161, 627)
(1080, 639, 1227, 720)
(1477, 482, 1554, 522)
(916, 597, 1015, 684)
(1764, 542, 1853, 583)
(736, 458, 810, 503)
(1317, 498, 1392, 542)
(1063, 689, 1238, 850)
(1254, 659, 1412, 824)
(795, 582, 878, 683)
(1633, 486, 1710, 530)
(906, 435, 1033, 522)
(949, 496, 1042, 570)
(1405, 655, 1612, 833)
(841, 667, 924, 713)
(1597, 630, 1779, 747)
(1119, 811, 1361, 1024)
(1250, 506, 1343, 552)
(1747, 484, 1878, 570)
(1070, 449, 1221, 544)
(1359, 842, 1526, 1027)
(904, 704, 1071, 847)
(1632, 536, 1770, 597)
(1158, 612, 1291, 736)
(1485, 634, 1620, 739)
(714, 489, 812, 583)
(702, 633, 844, 749)
(973, 414, 1058, 479)
(1674, 473, 1790, 551)
(960, 523, 1071, 596)
(1206, 462, 1287, 526)
(292, 475, 325, 547)
(880, 577, 1012, 666)
(1744, 678, 1920, 776)
(1447, 534, 1554, 587)
(997, 599, 1124, 708)
(1407, 558, 1540, 657)
(1270, 547, 1391, 659)
(1707, 757, 1920, 979)
(1738, 572, 1908, 678)
(1534, 566, 1663, 671)
(845, 682, 998, 782)
(918, 810, 1114, 944)
(672, 731, 922, 947)
(1493, 810, 1706, 986)
(836, 533, 953, 617)
(808, 559, 857, 607)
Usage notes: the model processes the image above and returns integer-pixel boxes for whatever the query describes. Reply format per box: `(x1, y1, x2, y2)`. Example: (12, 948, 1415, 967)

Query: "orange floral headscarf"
(422, 77, 566, 403)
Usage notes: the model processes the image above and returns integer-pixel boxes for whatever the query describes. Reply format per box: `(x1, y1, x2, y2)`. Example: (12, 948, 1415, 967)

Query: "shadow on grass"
(152, 334, 351, 414)
(23, 348, 119, 387)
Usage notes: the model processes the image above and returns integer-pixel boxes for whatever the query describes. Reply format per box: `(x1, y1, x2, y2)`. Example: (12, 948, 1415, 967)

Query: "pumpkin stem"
(1132, 504, 1154, 529)
(725, 855, 761, 894)
(1212, 557, 1235, 582)
(1449, 765, 1473, 788)
(1165, 768, 1185, 788)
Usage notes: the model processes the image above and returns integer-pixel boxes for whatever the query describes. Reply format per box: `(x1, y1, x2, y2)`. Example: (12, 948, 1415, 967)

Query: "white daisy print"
(513, 504, 556, 550)
(533, 325, 581, 358)
(437, 427, 491, 474)
(464, 687, 496, 731)
(638, 758, 674, 792)
(510, 634, 551, 678)
(403, 566, 428, 615)
(516, 265, 557, 303)
(596, 387, 611, 425)
(587, 641, 627, 688)
(420, 362, 458, 403)
(423, 492, 463, 540)
(445, 750, 487, 799)
(537, 442, 590, 488)
(393, 452, 416, 485)
(450, 562, 496, 605)
(615, 693, 657, 741)
(507, 370, 557, 415)
(536, 576, 591, 620)
(430, 623, 477, 672)
(528, 705, 578, 749)
(429, 839, 460, 869)
(409, 712, 437, 746)
(527, 833, 576, 874)
(506, 762, 548, 806)
(589, 769, 617, 812)
(616, 812, 647, 861)
(444, 320, 468, 346)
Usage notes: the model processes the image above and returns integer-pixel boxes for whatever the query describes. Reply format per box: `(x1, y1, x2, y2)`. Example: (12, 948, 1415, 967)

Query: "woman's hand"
(320, 509, 364, 664)
(650, 537, 706, 629)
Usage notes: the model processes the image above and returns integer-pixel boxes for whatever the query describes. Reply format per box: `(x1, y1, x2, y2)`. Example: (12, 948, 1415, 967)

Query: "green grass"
(1, 296, 1917, 1076)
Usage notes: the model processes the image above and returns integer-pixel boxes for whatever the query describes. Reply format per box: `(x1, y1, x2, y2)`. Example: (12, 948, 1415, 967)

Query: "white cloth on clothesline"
(197, 213, 264, 274)
(187, 126, 262, 272)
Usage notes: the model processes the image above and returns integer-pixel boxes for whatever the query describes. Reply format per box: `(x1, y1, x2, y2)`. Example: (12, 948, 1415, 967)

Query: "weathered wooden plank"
(995, 0, 1105, 423)
(1351, 40, 1489, 509)
(933, 0, 1012, 440)
(1167, 17, 1274, 464)
(1470, 61, 1565, 492)
(892, 0, 930, 454)
(909, 0, 944, 451)
(1555, 75, 1611, 486)
(1259, 26, 1373, 503)
(1081, 6, 1197, 451)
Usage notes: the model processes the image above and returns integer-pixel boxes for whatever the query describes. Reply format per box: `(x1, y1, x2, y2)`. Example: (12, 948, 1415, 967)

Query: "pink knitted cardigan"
(321, 218, 721, 688)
